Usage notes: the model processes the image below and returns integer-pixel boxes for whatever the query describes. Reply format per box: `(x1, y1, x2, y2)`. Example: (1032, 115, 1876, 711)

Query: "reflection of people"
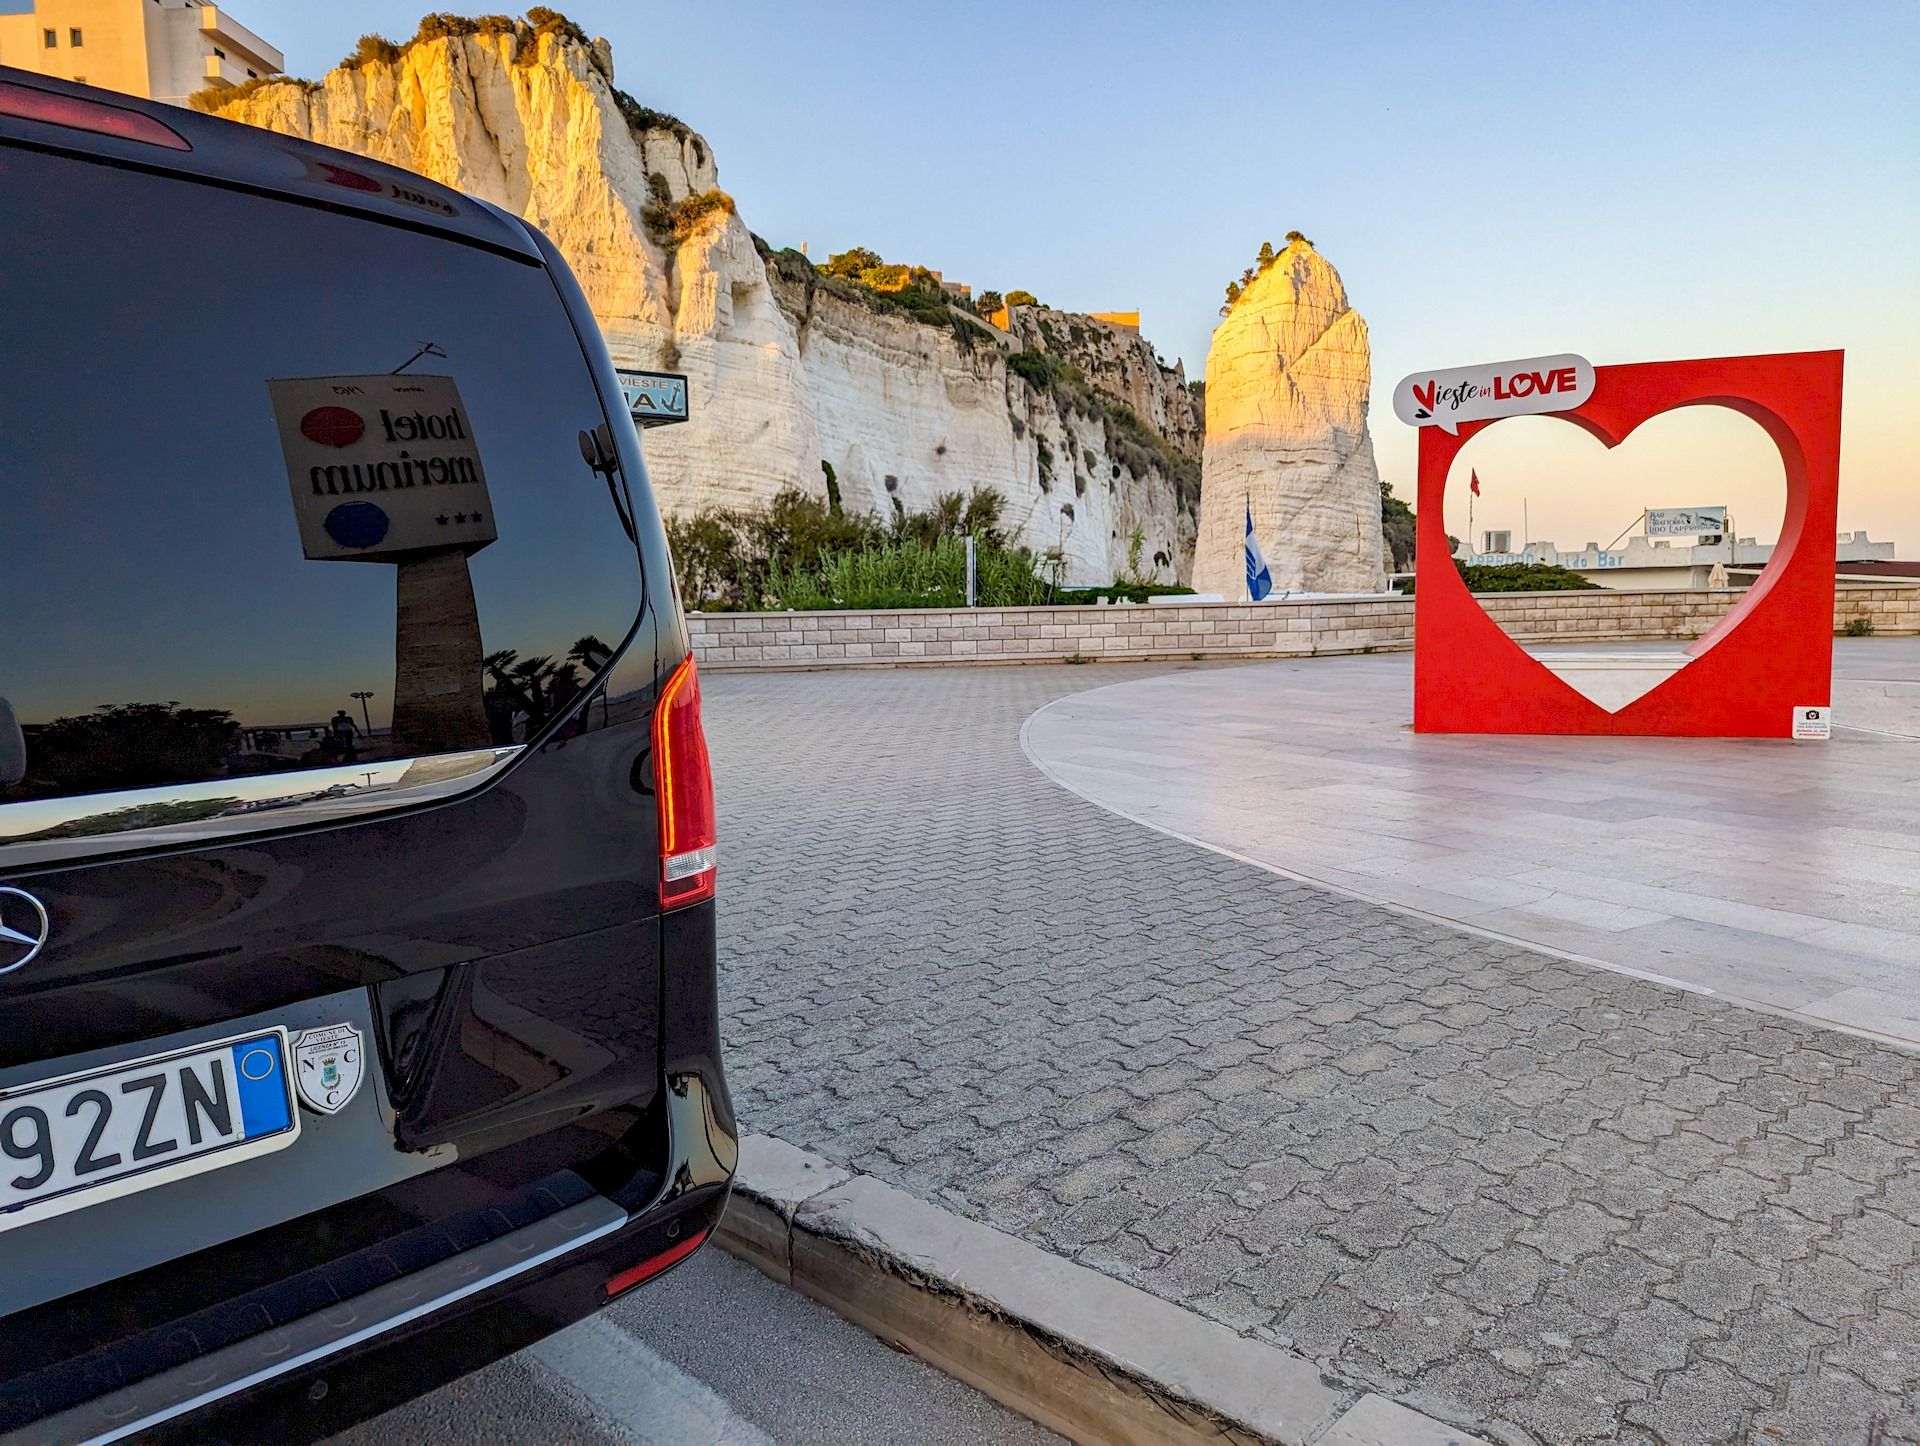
(483, 687, 517, 747)
(329, 709, 360, 762)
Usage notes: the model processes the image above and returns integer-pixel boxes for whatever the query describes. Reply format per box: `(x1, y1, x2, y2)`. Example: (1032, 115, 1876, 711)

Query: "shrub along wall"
(687, 587, 1920, 671)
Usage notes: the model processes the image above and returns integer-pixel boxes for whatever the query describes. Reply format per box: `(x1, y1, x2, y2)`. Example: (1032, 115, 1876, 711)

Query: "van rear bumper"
(22, 1072, 736, 1445)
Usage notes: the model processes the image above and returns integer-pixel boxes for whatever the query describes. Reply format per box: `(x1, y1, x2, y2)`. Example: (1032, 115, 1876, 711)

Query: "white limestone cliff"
(1193, 240, 1387, 597)
(211, 20, 1198, 584)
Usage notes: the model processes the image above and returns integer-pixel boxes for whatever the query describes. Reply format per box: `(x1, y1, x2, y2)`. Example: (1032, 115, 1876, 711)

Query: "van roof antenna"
(392, 341, 447, 374)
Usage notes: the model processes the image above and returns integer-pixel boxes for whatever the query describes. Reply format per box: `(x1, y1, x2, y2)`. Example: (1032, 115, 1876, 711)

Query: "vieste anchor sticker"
(294, 1023, 366, 1115)
(1393, 354, 1595, 434)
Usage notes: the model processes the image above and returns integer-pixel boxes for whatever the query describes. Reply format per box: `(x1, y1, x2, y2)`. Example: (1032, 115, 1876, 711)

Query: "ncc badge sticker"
(294, 1024, 366, 1115)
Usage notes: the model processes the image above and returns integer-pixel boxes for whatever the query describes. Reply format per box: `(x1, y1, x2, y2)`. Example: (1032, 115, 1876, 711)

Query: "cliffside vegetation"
(610, 88, 704, 160)
(667, 487, 1059, 610)
(1005, 351, 1199, 509)
(643, 182, 735, 246)
(1381, 481, 1416, 571)
(194, 7, 603, 114)
(1220, 231, 1311, 315)
(759, 241, 997, 350)
(188, 75, 317, 112)
(339, 9, 593, 73)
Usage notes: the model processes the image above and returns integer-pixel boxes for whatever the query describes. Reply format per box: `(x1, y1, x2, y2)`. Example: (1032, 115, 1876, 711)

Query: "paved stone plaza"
(1025, 639, 1920, 1048)
(706, 655, 1920, 1445)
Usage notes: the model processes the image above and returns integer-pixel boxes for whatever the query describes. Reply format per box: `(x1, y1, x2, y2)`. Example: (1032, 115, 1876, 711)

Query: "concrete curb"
(715, 1135, 1486, 1446)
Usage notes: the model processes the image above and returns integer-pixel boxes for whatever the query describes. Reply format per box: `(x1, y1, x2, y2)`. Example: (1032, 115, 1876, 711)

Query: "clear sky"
(98, 1, 1920, 550)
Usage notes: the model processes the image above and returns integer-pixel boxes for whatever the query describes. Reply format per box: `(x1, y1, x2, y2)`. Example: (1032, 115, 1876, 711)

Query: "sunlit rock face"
(215, 24, 1199, 584)
(1193, 240, 1387, 597)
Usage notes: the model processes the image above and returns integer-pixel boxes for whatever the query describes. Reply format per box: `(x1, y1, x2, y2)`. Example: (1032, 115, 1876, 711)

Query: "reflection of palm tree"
(483, 649, 534, 744)
(482, 645, 612, 746)
(510, 656, 557, 730)
(564, 636, 614, 732)
(568, 635, 613, 672)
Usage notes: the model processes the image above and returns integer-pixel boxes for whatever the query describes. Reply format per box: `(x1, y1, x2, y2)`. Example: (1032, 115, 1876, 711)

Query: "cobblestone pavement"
(706, 663, 1920, 1446)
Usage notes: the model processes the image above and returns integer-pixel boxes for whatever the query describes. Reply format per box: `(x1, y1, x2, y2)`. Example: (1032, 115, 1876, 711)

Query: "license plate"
(0, 1029, 299, 1233)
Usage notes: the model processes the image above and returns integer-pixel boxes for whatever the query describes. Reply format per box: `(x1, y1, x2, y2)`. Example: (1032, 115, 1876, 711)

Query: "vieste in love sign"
(1392, 354, 1596, 434)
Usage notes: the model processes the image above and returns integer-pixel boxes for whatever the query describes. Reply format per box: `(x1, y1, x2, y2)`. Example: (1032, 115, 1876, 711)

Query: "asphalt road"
(325, 1245, 1059, 1445)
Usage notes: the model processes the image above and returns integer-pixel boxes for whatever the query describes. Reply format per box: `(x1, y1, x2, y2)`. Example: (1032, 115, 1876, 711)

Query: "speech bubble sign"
(1393, 354, 1595, 435)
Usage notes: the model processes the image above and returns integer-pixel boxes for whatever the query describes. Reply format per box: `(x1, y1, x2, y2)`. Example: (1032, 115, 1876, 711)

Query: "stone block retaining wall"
(688, 586, 1920, 671)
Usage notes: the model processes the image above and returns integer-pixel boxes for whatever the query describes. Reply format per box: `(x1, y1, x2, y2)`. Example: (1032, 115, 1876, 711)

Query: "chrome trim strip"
(27, 1195, 628, 1446)
(0, 747, 520, 868)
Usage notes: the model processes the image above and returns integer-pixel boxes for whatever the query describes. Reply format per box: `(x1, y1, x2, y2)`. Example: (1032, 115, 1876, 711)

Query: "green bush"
(1005, 289, 1039, 308)
(643, 188, 734, 246)
(1054, 584, 1197, 605)
(524, 6, 589, 44)
(1399, 561, 1600, 595)
(342, 33, 401, 68)
(611, 88, 706, 164)
(1381, 480, 1416, 571)
(188, 74, 316, 111)
(1005, 349, 1058, 388)
(823, 247, 883, 280)
(765, 535, 1057, 611)
(666, 487, 884, 610)
(669, 487, 1049, 612)
(1843, 614, 1876, 637)
(414, 13, 519, 43)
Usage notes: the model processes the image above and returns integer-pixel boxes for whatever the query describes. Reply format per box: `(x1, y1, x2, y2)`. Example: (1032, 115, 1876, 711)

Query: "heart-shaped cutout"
(1413, 352, 1843, 739)
(1442, 407, 1787, 711)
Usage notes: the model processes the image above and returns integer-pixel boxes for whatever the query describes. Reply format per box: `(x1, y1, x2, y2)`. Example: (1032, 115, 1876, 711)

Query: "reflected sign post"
(267, 374, 495, 754)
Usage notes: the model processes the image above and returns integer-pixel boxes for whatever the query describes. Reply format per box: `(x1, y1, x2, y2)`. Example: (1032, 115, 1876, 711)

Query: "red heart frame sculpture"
(1414, 350, 1843, 737)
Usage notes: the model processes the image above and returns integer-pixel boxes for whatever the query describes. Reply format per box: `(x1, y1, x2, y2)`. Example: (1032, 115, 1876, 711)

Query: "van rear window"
(0, 147, 643, 827)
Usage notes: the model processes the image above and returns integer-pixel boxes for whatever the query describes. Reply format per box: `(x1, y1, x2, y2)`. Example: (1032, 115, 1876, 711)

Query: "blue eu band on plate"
(0, 1028, 300, 1233)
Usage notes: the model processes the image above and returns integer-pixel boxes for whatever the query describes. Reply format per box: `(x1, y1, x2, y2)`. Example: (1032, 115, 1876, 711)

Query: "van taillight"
(0, 80, 190, 151)
(653, 655, 715, 909)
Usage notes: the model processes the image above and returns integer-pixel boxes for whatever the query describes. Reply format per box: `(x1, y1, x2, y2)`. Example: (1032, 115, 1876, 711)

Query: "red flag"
(1469, 470, 1482, 497)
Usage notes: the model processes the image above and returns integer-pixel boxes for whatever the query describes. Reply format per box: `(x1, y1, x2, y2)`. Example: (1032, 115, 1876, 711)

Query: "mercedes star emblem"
(0, 887, 50, 976)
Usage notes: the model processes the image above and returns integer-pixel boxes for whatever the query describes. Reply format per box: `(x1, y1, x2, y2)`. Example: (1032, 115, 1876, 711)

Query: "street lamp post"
(351, 691, 375, 734)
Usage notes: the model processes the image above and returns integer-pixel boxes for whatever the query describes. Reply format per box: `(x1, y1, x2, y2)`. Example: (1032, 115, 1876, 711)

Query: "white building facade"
(1461, 529, 1898, 590)
(0, 0, 281, 107)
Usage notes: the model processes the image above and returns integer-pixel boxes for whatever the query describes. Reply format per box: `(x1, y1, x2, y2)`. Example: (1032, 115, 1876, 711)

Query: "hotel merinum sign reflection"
(267, 374, 498, 561)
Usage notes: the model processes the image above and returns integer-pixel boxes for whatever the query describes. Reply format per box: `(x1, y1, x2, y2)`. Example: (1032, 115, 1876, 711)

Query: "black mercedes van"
(0, 71, 733, 1441)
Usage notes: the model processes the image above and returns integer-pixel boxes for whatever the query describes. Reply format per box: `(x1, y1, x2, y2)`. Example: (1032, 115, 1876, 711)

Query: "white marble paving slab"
(1023, 639, 1920, 1048)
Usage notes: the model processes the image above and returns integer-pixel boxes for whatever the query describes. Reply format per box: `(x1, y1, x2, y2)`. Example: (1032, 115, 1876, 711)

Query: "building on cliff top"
(985, 304, 1139, 332)
(0, 0, 282, 107)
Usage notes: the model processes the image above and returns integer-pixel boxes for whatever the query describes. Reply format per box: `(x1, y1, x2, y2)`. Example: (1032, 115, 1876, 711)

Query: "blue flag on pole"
(1244, 499, 1273, 601)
